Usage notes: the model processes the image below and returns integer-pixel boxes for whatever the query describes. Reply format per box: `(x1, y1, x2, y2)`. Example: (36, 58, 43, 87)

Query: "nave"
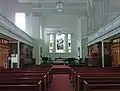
(0, 0, 120, 91)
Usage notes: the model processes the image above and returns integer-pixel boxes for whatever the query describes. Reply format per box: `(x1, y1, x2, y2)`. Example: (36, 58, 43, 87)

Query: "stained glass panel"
(68, 34, 71, 53)
(49, 33, 72, 53)
(49, 34, 54, 53)
(56, 34, 65, 53)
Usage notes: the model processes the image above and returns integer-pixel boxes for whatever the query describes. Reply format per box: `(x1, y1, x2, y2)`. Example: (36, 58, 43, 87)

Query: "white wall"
(110, 11, 120, 21)
(0, 0, 4, 13)
(43, 14, 78, 59)
(26, 14, 33, 37)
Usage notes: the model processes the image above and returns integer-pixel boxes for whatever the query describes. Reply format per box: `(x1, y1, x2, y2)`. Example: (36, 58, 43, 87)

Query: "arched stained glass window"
(49, 34, 54, 53)
(49, 33, 71, 53)
(56, 33, 65, 53)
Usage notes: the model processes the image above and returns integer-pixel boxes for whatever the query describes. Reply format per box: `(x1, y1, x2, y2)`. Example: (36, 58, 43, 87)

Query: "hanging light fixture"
(56, 0, 64, 12)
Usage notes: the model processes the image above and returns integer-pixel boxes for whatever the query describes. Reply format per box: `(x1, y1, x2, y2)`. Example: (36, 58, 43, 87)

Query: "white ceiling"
(16, 0, 87, 15)
(2, 0, 120, 16)
(18, 0, 87, 4)
(1, 0, 120, 16)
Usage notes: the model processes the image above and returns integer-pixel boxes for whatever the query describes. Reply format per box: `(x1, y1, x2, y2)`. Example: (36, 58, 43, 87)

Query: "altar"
(52, 57, 65, 65)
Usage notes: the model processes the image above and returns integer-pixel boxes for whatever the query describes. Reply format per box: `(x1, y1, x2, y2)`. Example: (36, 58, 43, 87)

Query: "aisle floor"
(49, 74, 74, 91)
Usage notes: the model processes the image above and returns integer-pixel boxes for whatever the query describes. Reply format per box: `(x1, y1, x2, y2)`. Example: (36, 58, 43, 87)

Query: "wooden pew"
(3, 67, 53, 83)
(71, 67, 120, 80)
(77, 75, 120, 91)
(0, 79, 42, 91)
(70, 67, 120, 90)
(84, 80, 120, 91)
(3, 68, 51, 72)
(0, 72, 48, 90)
(0, 76, 46, 91)
(0, 70, 51, 91)
(71, 68, 120, 87)
(1, 66, 52, 91)
(2, 67, 53, 87)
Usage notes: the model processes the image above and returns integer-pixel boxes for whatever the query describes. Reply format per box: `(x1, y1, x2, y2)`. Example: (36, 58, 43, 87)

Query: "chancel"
(0, 0, 120, 91)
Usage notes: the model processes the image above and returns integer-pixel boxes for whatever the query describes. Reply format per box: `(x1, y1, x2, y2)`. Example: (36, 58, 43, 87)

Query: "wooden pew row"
(70, 67, 120, 80)
(1, 70, 51, 89)
(0, 79, 42, 91)
(0, 72, 47, 77)
(1, 70, 52, 81)
(3, 67, 51, 72)
(70, 67, 120, 70)
(73, 71, 120, 84)
(71, 68, 120, 86)
(70, 68, 120, 90)
(77, 75, 120, 91)
(0, 74, 47, 91)
(74, 73, 120, 90)
(2, 67, 53, 86)
(84, 80, 120, 91)
(0, 66, 52, 91)
(70, 67, 120, 78)
(3, 67, 53, 83)
(3, 66, 52, 72)
(0, 72, 50, 89)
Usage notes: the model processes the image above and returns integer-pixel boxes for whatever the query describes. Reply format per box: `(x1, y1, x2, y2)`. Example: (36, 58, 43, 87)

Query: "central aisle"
(49, 74, 74, 91)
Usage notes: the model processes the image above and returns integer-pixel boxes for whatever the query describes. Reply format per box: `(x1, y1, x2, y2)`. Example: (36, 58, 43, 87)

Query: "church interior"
(0, 0, 120, 91)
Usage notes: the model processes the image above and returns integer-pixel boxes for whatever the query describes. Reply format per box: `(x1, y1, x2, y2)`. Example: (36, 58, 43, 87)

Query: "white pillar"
(53, 34, 56, 59)
(87, 0, 93, 34)
(65, 34, 67, 58)
(77, 16, 82, 58)
(32, 14, 41, 64)
(17, 41, 20, 68)
(101, 41, 104, 67)
(102, 0, 110, 26)
(26, 13, 33, 36)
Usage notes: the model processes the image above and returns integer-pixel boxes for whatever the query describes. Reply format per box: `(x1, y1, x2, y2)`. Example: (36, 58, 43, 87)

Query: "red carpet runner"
(49, 74, 74, 91)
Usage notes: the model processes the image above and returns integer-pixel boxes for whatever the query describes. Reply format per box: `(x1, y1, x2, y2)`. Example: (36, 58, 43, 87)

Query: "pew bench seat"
(84, 80, 120, 91)
(0, 76, 46, 91)
(0, 80, 42, 91)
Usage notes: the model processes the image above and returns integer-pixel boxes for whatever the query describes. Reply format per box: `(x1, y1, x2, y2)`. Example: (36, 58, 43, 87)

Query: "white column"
(53, 34, 56, 59)
(26, 13, 33, 36)
(39, 15, 44, 40)
(87, 0, 93, 34)
(77, 16, 82, 58)
(32, 14, 41, 64)
(101, 41, 104, 67)
(102, 0, 110, 26)
(32, 14, 40, 39)
(17, 41, 20, 68)
(65, 34, 68, 58)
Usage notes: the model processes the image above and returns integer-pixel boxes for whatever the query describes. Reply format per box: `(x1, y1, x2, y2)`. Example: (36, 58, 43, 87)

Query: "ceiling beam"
(18, 0, 87, 4)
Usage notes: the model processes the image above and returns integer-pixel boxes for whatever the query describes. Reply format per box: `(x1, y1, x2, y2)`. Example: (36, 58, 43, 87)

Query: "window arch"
(49, 33, 71, 53)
